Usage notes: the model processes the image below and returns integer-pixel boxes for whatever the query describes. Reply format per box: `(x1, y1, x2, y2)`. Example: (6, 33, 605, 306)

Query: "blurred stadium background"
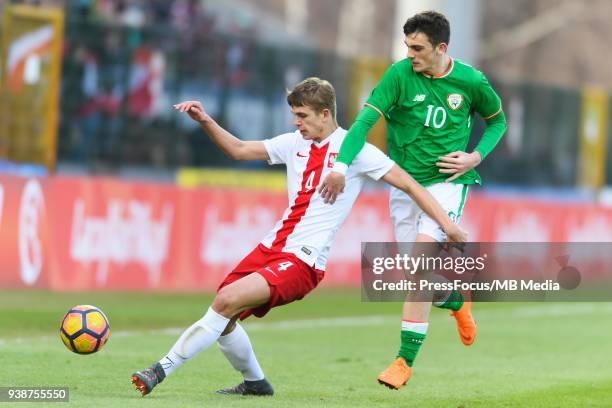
(3, 0, 612, 290)
(1, 1, 612, 406)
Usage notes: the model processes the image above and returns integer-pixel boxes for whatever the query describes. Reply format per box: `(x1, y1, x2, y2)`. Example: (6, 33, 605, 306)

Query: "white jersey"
(261, 127, 394, 270)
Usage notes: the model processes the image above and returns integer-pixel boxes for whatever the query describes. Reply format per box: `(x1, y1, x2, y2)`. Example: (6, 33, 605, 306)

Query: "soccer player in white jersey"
(131, 77, 466, 397)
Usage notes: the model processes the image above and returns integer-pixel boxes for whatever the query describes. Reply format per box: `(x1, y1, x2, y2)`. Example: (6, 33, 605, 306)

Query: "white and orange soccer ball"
(60, 305, 110, 354)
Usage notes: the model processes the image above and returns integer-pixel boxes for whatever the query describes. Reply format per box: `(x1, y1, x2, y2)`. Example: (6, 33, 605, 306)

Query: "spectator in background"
(128, 37, 166, 120)
(72, 45, 101, 162)
(96, 29, 126, 164)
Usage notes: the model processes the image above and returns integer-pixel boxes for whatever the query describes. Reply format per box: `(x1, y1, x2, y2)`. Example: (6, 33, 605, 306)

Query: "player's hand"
(173, 101, 211, 123)
(445, 224, 468, 245)
(319, 172, 345, 204)
(436, 151, 481, 183)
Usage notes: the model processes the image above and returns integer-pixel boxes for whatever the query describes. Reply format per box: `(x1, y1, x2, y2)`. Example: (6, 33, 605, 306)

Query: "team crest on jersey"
(446, 93, 463, 110)
(327, 153, 338, 168)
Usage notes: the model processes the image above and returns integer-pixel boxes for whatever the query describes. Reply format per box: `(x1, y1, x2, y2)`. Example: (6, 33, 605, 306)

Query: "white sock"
(217, 323, 265, 381)
(401, 320, 429, 334)
(159, 307, 229, 376)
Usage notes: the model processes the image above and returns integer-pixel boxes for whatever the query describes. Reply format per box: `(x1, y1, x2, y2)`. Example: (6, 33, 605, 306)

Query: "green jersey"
(338, 57, 506, 186)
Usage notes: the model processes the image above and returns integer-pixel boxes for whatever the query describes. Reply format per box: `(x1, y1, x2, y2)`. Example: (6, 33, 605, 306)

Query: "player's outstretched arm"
(382, 164, 467, 243)
(174, 101, 269, 161)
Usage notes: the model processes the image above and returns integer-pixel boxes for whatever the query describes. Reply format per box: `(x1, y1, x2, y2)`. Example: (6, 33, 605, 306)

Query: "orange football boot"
(377, 357, 412, 390)
(450, 301, 477, 345)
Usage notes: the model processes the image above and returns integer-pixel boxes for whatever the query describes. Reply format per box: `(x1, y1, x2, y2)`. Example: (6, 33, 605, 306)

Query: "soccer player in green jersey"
(319, 11, 507, 390)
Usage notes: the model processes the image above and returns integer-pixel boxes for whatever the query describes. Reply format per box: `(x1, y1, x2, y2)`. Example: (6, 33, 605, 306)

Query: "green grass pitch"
(1, 290, 611, 407)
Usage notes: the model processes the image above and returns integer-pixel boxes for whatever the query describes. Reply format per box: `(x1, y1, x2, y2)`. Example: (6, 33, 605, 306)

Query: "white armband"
(331, 162, 348, 175)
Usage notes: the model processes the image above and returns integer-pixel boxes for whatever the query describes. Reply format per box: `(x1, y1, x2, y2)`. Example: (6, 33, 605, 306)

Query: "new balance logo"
(413, 94, 426, 102)
(296, 152, 308, 158)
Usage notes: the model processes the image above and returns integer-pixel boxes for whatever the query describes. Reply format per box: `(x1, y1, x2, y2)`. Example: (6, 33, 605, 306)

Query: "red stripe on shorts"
(271, 142, 329, 251)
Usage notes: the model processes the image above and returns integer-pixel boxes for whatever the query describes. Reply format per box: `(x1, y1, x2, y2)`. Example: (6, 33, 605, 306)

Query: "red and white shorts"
(218, 244, 325, 320)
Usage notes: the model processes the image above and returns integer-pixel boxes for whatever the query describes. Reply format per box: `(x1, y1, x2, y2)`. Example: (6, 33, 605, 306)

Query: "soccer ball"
(60, 305, 110, 354)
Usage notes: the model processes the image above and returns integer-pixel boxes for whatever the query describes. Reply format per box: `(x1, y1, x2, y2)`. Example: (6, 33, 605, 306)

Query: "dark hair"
(403, 11, 450, 47)
(287, 77, 336, 119)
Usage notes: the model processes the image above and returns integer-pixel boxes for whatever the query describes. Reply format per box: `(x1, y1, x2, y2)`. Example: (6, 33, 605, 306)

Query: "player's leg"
(378, 187, 423, 389)
(218, 319, 265, 383)
(421, 183, 476, 345)
(160, 272, 270, 374)
(216, 321, 274, 396)
(378, 233, 436, 390)
(216, 252, 322, 396)
(132, 273, 270, 396)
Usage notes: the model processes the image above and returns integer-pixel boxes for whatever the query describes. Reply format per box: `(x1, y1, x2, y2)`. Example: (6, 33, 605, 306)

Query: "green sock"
(433, 289, 464, 311)
(397, 321, 428, 367)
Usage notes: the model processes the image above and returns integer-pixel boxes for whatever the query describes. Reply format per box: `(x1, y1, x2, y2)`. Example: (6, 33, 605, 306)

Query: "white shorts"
(389, 182, 469, 243)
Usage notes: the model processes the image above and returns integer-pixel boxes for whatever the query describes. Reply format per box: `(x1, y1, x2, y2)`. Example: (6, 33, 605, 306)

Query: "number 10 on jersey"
(424, 105, 447, 128)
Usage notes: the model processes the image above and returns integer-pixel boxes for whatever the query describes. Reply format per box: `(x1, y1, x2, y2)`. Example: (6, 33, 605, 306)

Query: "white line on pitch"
(2, 303, 612, 346)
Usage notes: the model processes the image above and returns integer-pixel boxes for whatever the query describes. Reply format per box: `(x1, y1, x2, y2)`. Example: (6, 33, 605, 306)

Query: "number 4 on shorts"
(265, 261, 294, 276)
(277, 261, 293, 271)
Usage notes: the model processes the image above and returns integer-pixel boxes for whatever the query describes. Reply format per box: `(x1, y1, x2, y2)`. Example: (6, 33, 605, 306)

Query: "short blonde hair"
(286, 77, 336, 118)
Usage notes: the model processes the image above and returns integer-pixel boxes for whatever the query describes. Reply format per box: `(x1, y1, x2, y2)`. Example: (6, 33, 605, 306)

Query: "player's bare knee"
(212, 288, 239, 317)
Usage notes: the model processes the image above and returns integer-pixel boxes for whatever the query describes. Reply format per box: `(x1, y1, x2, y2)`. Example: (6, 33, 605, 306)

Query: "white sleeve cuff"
(332, 162, 348, 175)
